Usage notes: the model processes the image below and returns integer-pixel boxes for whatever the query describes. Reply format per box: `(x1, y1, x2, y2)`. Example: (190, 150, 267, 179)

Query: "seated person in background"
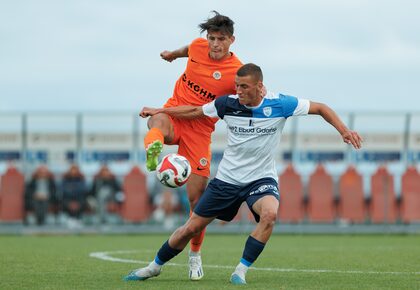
(25, 165, 57, 225)
(87, 165, 123, 223)
(61, 164, 87, 221)
(152, 187, 181, 229)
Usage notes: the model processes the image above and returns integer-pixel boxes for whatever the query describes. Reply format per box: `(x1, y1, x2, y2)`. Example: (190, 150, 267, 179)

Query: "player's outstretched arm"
(139, 107, 161, 118)
(160, 45, 189, 62)
(308, 101, 363, 149)
(140, 105, 204, 119)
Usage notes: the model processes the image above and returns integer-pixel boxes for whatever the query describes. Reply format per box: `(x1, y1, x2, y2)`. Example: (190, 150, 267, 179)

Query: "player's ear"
(230, 35, 235, 44)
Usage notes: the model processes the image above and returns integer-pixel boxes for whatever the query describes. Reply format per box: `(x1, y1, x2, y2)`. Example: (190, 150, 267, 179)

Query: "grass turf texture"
(0, 234, 419, 290)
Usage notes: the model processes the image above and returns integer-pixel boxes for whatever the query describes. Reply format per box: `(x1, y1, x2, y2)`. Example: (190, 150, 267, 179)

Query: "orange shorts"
(167, 117, 213, 177)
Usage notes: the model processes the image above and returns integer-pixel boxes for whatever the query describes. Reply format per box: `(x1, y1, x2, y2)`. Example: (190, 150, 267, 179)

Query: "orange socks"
(189, 209, 206, 252)
(144, 128, 164, 149)
(190, 228, 206, 252)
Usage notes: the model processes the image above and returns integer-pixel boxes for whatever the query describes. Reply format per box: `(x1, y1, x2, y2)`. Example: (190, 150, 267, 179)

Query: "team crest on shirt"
(263, 107, 272, 117)
(213, 71, 222, 80)
(199, 158, 208, 166)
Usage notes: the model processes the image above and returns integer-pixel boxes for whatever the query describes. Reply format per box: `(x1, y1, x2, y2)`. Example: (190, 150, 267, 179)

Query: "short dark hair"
(199, 11, 234, 36)
(237, 63, 263, 82)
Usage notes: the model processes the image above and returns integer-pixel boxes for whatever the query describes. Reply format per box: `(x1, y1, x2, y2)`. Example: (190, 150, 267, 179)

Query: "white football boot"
(188, 251, 204, 280)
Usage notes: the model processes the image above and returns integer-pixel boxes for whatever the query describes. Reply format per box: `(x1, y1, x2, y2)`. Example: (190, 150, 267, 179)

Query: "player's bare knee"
(147, 113, 169, 130)
(177, 225, 194, 240)
(259, 211, 277, 227)
(184, 223, 203, 238)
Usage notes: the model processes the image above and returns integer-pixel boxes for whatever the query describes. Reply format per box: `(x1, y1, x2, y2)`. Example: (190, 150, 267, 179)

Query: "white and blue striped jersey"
(202, 92, 310, 186)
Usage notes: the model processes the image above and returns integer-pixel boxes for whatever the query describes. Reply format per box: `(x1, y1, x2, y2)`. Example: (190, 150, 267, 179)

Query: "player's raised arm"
(308, 101, 363, 149)
(160, 45, 189, 62)
(140, 105, 204, 119)
(139, 107, 161, 118)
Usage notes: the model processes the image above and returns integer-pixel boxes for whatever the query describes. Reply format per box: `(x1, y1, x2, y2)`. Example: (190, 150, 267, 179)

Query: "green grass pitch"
(0, 234, 419, 289)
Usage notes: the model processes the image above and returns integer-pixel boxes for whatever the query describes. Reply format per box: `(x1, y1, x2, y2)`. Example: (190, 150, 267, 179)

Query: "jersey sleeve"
(293, 98, 310, 116)
(202, 96, 228, 119)
(279, 94, 310, 117)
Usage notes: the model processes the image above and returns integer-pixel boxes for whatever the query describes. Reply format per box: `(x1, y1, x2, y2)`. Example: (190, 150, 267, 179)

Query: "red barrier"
(401, 166, 420, 223)
(120, 166, 151, 222)
(307, 164, 335, 222)
(338, 166, 366, 223)
(278, 164, 304, 223)
(0, 167, 25, 221)
(370, 166, 398, 223)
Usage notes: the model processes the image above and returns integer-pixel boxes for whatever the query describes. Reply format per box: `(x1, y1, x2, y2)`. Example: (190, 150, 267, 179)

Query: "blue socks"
(241, 235, 266, 266)
(155, 240, 182, 265)
(232, 235, 266, 284)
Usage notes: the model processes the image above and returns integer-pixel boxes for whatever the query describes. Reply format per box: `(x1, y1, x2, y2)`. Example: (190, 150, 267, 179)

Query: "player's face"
(207, 31, 235, 60)
(235, 75, 263, 106)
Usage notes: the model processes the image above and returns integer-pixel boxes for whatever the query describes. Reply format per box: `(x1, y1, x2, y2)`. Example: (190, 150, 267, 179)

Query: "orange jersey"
(164, 38, 242, 132)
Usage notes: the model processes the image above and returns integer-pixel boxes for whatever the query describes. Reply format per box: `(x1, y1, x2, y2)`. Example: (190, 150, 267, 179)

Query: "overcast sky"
(1, 0, 419, 113)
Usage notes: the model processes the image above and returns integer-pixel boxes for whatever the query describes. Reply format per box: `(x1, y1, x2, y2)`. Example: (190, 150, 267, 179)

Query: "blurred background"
(0, 0, 419, 233)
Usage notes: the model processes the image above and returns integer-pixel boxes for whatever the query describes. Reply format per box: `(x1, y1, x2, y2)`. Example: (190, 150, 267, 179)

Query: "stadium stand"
(278, 164, 305, 223)
(400, 166, 420, 223)
(120, 166, 151, 222)
(0, 166, 25, 221)
(370, 166, 399, 223)
(2, 111, 420, 231)
(338, 166, 366, 223)
(307, 164, 335, 222)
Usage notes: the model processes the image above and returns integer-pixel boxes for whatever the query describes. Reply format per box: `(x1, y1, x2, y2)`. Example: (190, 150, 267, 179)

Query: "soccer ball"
(156, 153, 191, 188)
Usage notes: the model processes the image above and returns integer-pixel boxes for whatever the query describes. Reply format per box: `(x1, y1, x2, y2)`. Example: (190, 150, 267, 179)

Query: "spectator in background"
(152, 187, 181, 229)
(61, 164, 86, 223)
(25, 165, 57, 225)
(87, 165, 123, 223)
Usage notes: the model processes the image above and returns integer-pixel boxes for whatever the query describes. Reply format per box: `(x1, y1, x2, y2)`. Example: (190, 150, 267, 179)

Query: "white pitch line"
(89, 250, 420, 276)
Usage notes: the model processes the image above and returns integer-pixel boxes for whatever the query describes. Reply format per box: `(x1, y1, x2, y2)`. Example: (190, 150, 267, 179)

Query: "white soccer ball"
(156, 153, 191, 188)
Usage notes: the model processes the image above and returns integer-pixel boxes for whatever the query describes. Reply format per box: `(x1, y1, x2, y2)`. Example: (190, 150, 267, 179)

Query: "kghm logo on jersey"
(263, 107, 272, 117)
(182, 73, 216, 100)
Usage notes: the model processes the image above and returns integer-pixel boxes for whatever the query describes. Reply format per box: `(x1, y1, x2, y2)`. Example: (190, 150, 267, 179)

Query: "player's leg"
(187, 173, 208, 248)
(185, 174, 208, 280)
(168, 212, 214, 248)
(249, 195, 279, 242)
(231, 182, 279, 285)
(124, 213, 214, 281)
(178, 131, 211, 280)
(144, 113, 175, 171)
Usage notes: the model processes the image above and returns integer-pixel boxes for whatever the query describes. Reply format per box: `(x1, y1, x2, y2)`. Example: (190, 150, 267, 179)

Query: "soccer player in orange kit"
(141, 11, 242, 280)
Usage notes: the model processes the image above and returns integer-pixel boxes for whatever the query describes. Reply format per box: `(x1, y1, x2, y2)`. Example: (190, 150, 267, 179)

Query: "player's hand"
(342, 130, 363, 149)
(160, 50, 176, 62)
(139, 107, 161, 118)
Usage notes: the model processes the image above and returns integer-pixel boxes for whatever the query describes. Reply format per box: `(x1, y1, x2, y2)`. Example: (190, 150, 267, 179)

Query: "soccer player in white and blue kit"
(126, 63, 362, 285)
